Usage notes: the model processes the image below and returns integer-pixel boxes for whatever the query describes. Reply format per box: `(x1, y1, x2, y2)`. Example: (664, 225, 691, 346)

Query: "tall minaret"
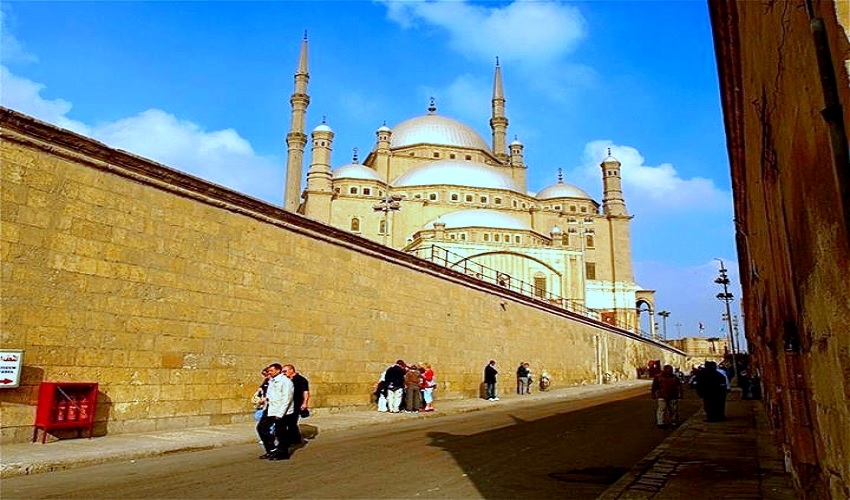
(601, 148, 628, 216)
(600, 148, 634, 325)
(284, 33, 311, 212)
(490, 57, 508, 163)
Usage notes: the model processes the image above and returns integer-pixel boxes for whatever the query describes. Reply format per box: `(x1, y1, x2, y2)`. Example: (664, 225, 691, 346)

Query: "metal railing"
(407, 244, 649, 337)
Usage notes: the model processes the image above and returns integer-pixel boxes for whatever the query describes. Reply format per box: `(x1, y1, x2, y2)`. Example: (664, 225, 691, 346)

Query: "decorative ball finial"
(352, 147, 359, 163)
(496, 56, 500, 67)
(607, 147, 612, 156)
(428, 97, 437, 114)
(557, 168, 564, 184)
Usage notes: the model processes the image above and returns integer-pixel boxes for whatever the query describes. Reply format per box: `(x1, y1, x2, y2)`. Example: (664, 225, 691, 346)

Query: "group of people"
(515, 361, 534, 395)
(374, 360, 436, 413)
(651, 360, 733, 428)
(252, 363, 310, 461)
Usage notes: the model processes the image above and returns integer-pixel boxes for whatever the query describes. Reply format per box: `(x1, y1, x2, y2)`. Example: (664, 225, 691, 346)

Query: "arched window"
(586, 235, 595, 248)
(350, 218, 360, 232)
(378, 219, 387, 234)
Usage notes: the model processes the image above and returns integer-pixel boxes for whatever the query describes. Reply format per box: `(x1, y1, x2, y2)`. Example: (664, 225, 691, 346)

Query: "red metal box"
(33, 382, 98, 443)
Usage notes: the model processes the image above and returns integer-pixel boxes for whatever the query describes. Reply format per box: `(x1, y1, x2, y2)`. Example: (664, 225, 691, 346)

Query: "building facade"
(709, 0, 850, 497)
(283, 38, 653, 333)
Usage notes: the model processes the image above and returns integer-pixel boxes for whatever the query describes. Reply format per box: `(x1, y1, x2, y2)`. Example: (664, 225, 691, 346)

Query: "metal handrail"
(407, 244, 649, 337)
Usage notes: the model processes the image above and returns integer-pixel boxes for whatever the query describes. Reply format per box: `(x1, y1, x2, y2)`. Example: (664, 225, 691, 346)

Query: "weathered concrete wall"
(709, 1, 850, 498)
(0, 108, 682, 444)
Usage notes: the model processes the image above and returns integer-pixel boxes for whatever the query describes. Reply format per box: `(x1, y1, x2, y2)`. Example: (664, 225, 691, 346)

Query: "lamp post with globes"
(373, 195, 402, 246)
(657, 310, 670, 340)
(714, 258, 738, 381)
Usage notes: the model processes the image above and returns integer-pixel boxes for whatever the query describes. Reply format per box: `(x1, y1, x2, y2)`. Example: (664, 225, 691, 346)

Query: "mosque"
(282, 37, 655, 334)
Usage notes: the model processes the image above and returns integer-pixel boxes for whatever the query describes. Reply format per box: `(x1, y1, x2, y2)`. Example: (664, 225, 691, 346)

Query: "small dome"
(602, 147, 619, 164)
(425, 209, 531, 231)
(536, 181, 592, 200)
(377, 124, 391, 132)
(393, 160, 521, 192)
(550, 226, 563, 235)
(390, 114, 489, 151)
(333, 164, 385, 182)
(313, 123, 333, 133)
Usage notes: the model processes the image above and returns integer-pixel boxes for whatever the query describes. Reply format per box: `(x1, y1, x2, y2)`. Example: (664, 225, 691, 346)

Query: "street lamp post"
(373, 195, 402, 246)
(714, 258, 738, 381)
(658, 310, 670, 340)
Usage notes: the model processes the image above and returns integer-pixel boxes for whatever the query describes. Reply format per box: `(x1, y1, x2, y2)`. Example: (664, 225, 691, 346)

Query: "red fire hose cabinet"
(33, 382, 98, 443)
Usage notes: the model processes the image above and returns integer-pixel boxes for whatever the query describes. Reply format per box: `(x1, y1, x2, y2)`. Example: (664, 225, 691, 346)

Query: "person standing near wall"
(420, 362, 436, 412)
(282, 364, 309, 447)
(516, 361, 529, 394)
(384, 360, 407, 413)
(484, 360, 499, 401)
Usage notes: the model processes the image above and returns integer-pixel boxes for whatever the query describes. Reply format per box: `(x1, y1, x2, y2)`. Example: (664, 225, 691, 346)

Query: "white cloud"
(577, 139, 730, 212)
(90, 110, 282, 203)
(1, 65, 282, 204)
(0, 8, 38, 64)
(1, 66, 90, 135)
(379, 0, 586, 66)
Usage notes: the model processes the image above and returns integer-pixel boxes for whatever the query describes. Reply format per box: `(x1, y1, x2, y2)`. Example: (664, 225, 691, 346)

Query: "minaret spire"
(284, 33, 311, 211)
(490, 57, 508, 162)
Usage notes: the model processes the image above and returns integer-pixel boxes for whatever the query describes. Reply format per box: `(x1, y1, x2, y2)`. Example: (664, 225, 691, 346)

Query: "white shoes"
(488, 397, 500, 401)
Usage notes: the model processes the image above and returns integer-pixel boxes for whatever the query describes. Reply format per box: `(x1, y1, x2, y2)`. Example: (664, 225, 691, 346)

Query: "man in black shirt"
(283, 364, 310, 446)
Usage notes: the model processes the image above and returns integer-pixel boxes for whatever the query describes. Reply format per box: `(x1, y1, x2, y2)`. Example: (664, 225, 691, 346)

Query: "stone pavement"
(1, 380, 798, 499)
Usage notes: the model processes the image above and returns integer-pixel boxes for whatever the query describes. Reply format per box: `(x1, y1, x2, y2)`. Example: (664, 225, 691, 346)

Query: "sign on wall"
(0, 350, 24, 388)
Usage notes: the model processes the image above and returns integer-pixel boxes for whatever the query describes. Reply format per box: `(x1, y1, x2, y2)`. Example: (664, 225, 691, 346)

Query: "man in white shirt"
(256, 363, 294, 460)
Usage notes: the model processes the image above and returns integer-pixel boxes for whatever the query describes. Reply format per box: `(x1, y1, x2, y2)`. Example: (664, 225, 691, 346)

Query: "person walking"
(257, 363, 295, 460)
(694, 360, 729, 422)
(651, 364, 684, 428)
(282, 364, 310, 446)
(484, 360, 499, 401)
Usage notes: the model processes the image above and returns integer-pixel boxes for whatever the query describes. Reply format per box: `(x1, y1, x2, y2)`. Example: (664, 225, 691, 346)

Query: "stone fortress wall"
(0, 108, 683, 443)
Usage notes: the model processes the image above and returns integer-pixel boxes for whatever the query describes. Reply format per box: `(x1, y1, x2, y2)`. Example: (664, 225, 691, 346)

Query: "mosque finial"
(607, 147, 612, 156)
(322, 115, 327, 124)
(428, 97, 436, 114)
(557, 168, 564, 184)
(496, 56, 500, 67)
(303, 30, 308, 41)
(352, 147, 359, 164)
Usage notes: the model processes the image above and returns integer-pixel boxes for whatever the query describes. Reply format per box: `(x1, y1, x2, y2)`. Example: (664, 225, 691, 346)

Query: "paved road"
(2, 387, 700, 499)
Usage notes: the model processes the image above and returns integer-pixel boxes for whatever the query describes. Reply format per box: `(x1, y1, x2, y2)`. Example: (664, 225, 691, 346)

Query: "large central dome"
(393, 160, 521, 192)
(390, 114, 490, 151)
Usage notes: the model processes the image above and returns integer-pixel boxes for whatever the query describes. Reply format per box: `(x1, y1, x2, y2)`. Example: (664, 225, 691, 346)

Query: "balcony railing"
(407, 244, 649, 337)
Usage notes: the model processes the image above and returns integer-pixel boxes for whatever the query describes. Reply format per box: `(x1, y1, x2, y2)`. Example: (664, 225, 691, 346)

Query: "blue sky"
(1, 1, 744, 342)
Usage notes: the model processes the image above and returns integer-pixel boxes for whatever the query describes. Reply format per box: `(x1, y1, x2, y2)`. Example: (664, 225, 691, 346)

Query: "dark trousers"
(257, 415, 290, 457)
(284, 412, 301, 444)
(404, 387, 422, 411)
(703, 394, 727, 422)
(485, 382, 496, 399)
